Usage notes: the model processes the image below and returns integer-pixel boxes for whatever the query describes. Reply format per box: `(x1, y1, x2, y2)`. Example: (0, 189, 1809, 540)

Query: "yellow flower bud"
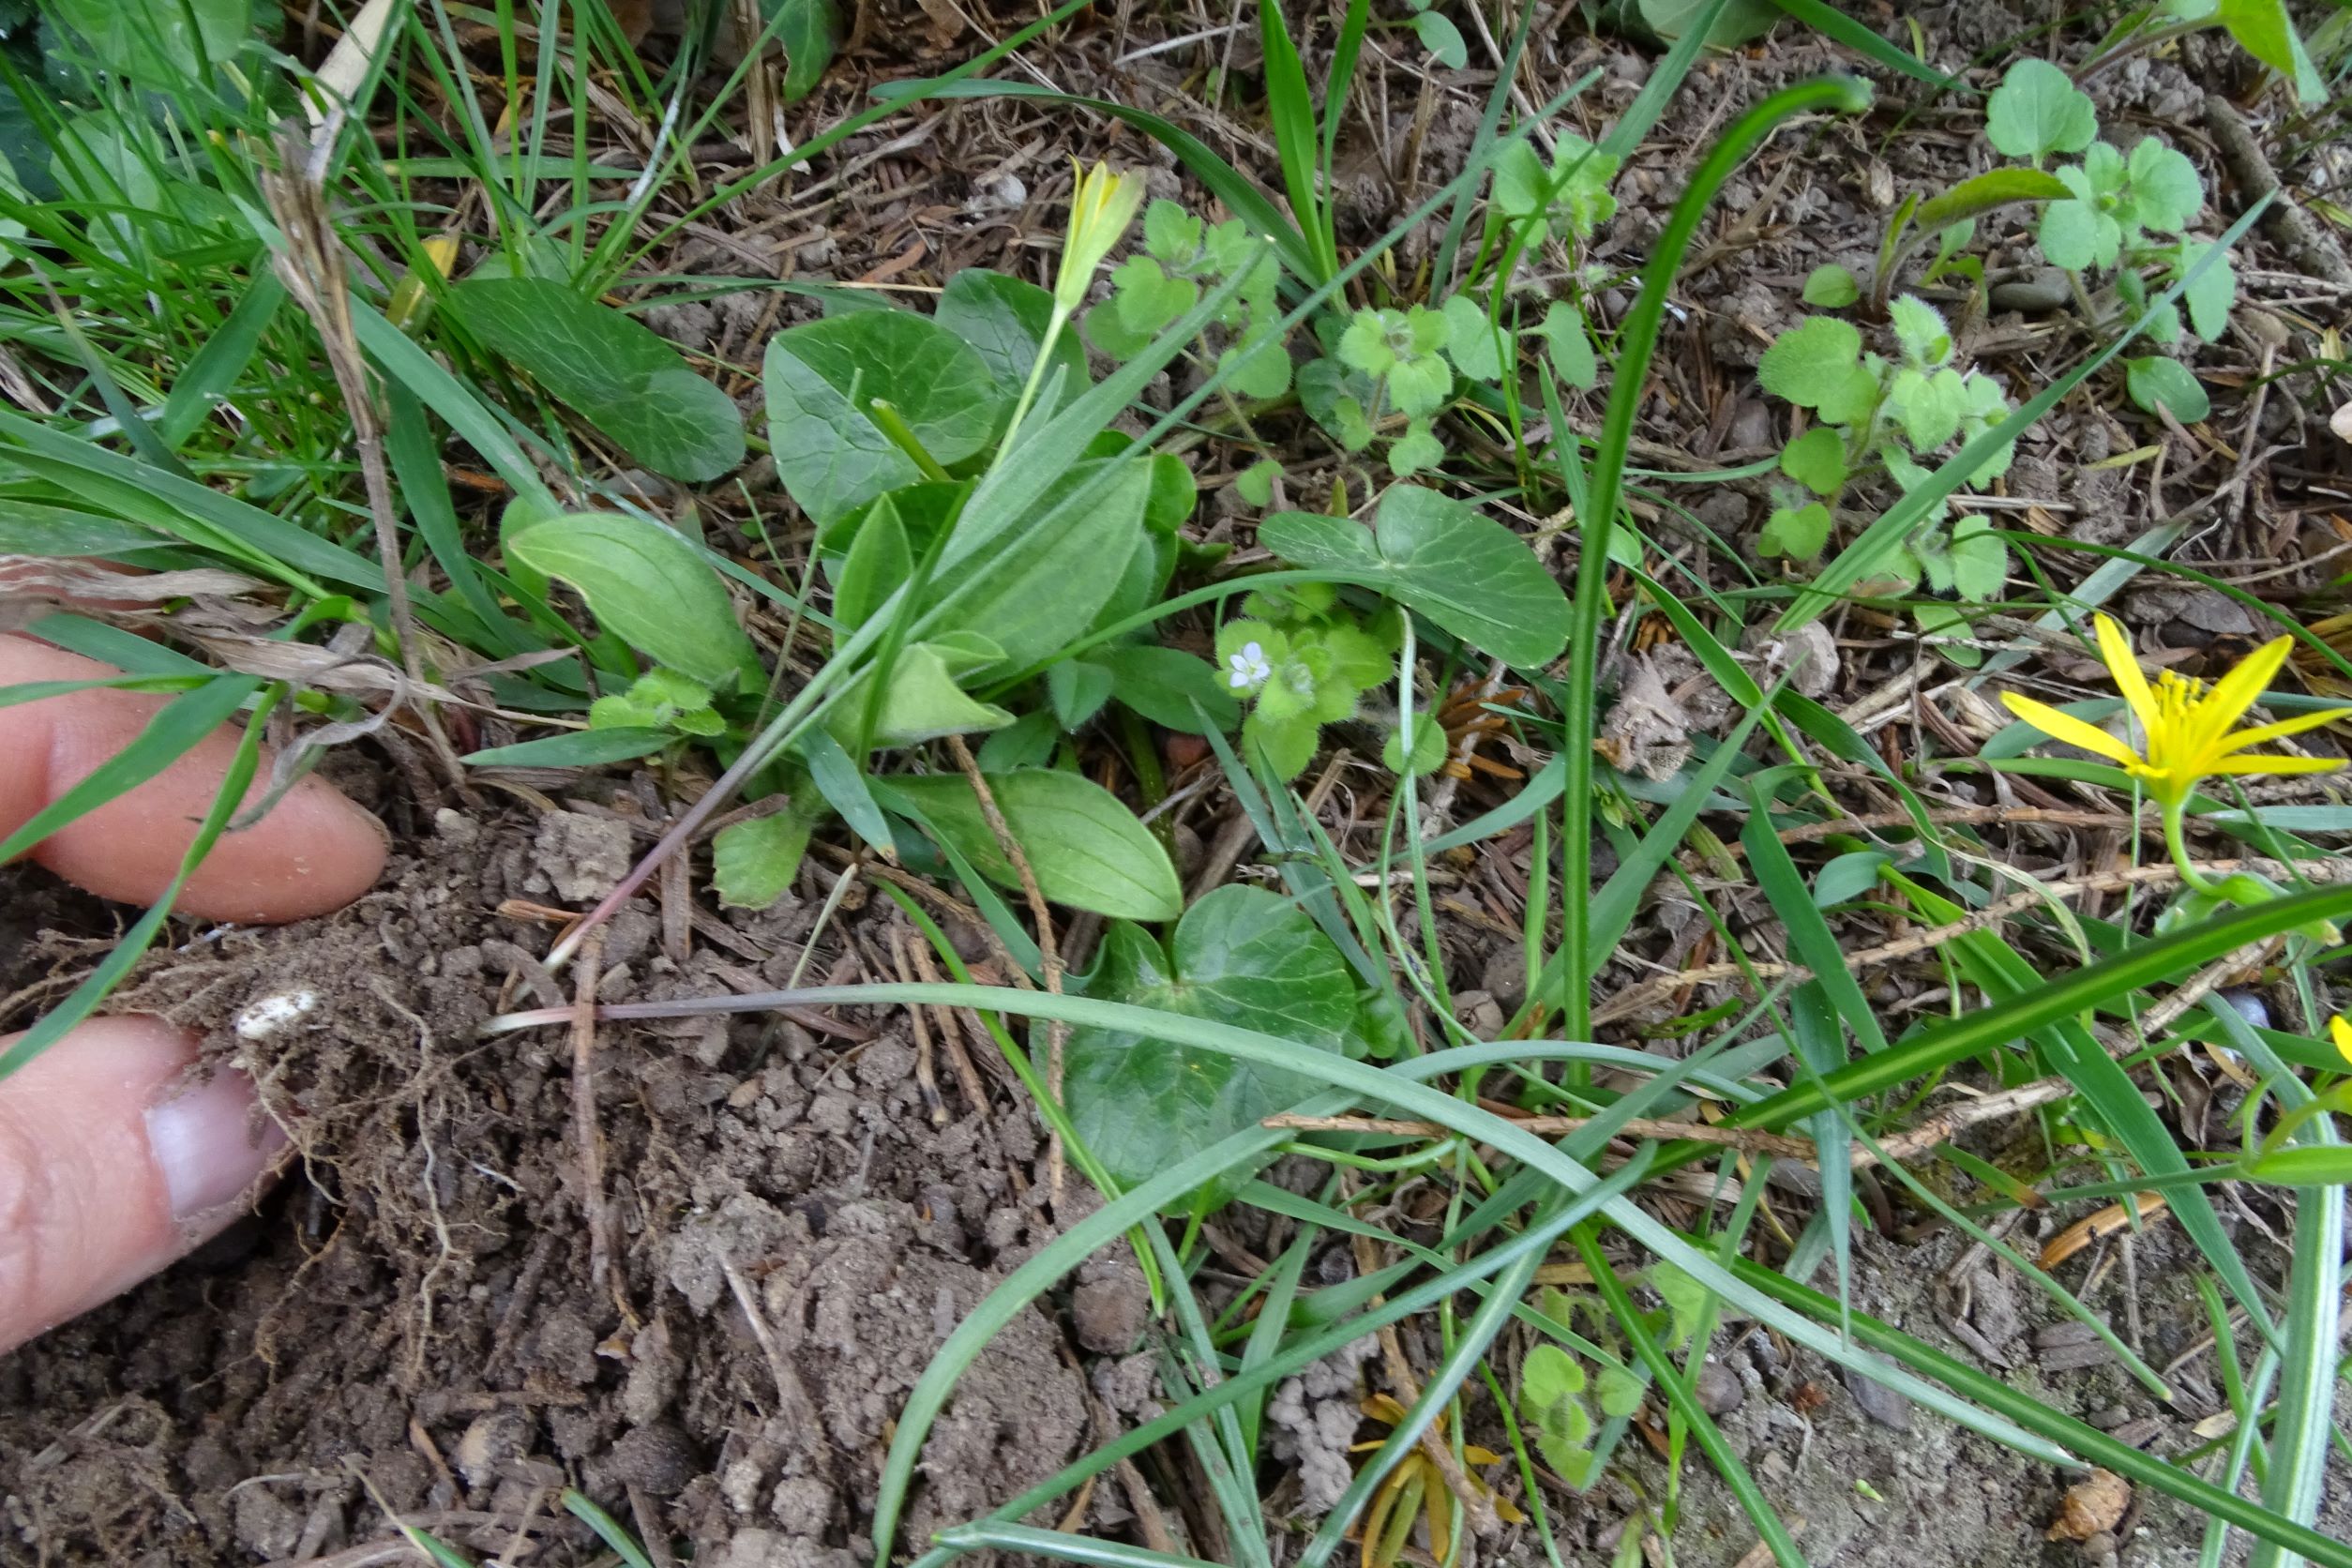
(1053, 159, 1145, 315)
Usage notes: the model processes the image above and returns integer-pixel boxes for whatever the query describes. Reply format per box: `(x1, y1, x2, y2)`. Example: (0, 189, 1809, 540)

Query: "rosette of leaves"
(1085, 198, 1289, 396)
(1296, 304, 1454, 477)
(1490, 131, 1621, 252)
(1983, 58, 2232, 407)
(1214, 582, 1404, 780)
(1756, 296, 2013, 636)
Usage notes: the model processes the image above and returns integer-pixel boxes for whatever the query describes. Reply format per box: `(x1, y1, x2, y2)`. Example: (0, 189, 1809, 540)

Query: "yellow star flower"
(1052, 159, 1146, 314)
(2000, 614, 2344, 807)
(2331, 1016, 2352, 1068)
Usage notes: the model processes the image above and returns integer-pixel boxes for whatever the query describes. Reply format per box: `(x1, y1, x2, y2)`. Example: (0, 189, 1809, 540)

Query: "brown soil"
(0, 785, 1091, 1565)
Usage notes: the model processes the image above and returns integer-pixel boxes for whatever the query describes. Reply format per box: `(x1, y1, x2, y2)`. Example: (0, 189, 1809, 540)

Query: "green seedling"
(1216, 581, 1404, 780)
(1756, 294, 2013, 647)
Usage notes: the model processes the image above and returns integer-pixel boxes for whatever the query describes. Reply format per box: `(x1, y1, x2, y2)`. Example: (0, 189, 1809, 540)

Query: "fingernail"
(144, 1069, 287, 1222)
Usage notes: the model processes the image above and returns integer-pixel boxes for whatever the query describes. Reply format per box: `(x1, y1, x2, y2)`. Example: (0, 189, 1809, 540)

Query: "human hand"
(0, 633, 387, 1354)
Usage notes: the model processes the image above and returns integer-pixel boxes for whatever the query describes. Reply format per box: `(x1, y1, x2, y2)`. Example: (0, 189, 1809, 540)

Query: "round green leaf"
(1064, 884, 1371, 1204)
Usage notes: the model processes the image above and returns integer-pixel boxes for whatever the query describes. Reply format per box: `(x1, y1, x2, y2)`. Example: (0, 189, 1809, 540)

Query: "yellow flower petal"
(2000, 692, 2141, 765)
(2331, 1015, 2352, 1068)
(2193, 635, 2295, 752)
(2094, 614, 2159, 732)
(2204, 753, 2344, 776)
(2217, 706, 2350, 752)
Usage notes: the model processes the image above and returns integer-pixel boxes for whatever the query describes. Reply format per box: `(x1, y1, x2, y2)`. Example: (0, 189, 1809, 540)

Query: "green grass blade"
(559, 1489, 656, 1568)
(1767, 0, 1968, 90)
(1890, 869, 2280, 1341)
(569, 998, 2073, 1560)
(2247, 1114, 2343, 1568)
(351, 298, 563, 515)
(1581, 1228, 1806, 1567)
(930, 1524, 1223, 1567)
(1561, 76, 1872, 1042)
(1713, 881, 2352, 1136)
(158, 271, 287, 449)
(1257, 0, 1333, 280)
(1728, 1255, 2352, 1568)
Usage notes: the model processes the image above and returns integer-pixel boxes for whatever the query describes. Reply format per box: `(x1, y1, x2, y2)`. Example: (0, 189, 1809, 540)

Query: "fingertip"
(177, 773, 391, 923)
(0, 1017, 284, 1354)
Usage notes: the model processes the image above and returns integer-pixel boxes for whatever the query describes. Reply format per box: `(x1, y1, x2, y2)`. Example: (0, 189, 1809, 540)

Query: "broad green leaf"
(1088, 644, 1241, 733)
(1636, 0, 1777, 45)
(1779, 426, 1846, 496)
(772, 0, 841, 100)
(1413, 8, 1467, 65)
(1911, 167, 2072, 234)
(2177, 241, 2235, 339)
(2123, 137, 2203, 233)
(2124, 356, 2209, 421)
(1889, 294, 1952, 368)
(1382, 714, 1446, 776)
(1813, 850, 1890, 906)
(462, 728, 673, 767)
(1801, 264, 1859, 308)
(922, 460, 1152, 669)
(935, 268, 1089, 414)
(1983, 59, 2097, 161)
(1440, 294, 1503, 380)
(874, 769, 1180, 919)
(1065, 883, 1368, 1201)
(832, 491, 911, 633)
(1046, 656, 1114, 728)
(1756, 317, 1865, 413)
(715, 810, 816, 909)
(1258, 485, 1572, 668)
(830, 636, 1014, 748)
(1387, 419, 1444, 476)
(53, 0, 250, 85)
(506, 513, 761, 689)
(1759, 501, 1832, 560)
(2037, 190, 2115, 271)
(764, 310, 1001, 526)
(2215, 0, 2325, 103)
(1535, 300, 1597, 390)
(448, 279, 746, 482)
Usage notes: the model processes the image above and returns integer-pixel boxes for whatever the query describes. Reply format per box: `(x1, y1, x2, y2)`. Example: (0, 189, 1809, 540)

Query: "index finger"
(0, 635, 388, 922)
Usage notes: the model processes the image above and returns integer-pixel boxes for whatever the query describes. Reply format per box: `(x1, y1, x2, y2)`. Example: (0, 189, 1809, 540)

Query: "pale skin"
(0, 634, 386, 1355)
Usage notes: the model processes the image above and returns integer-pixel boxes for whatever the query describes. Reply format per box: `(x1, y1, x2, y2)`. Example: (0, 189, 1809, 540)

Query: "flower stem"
(994, 302, 1069, 464)
(2164, 800, 2222, 897)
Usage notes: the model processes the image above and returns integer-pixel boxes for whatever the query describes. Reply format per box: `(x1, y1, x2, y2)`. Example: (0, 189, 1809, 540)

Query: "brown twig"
(889, 926, 948, 1127)
(1597, 855, 2351, 1026)
(258, 128, 468, 801)
(946, 734, 1069, 1204)
(1264, 1111, 1817, 1161)
(907, 935, 994, 1117)
(566, 928, 631, 1324)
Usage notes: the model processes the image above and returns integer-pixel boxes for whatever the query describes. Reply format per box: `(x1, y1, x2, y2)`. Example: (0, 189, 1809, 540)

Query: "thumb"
(0, 1017, 285, 1354)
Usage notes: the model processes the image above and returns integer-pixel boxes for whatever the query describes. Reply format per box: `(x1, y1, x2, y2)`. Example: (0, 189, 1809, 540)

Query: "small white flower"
(1227, 641, 1271, 691)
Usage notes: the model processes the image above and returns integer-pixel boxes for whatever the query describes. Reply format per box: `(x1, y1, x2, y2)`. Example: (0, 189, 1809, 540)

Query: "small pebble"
(1695, 1359, 1743, 1415)
(1840, 1364, 1912, 1429)
(609, 1422, 701, 1496)
(1990, 268, 2072, 314)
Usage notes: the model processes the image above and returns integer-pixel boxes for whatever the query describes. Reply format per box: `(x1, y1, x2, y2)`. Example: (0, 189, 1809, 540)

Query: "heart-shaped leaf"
(763, 310, 1002, 527)
(1065, 884, 1372, 1203)
(1258, 485, 1571, 668)
(449, 279, 746, 482)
